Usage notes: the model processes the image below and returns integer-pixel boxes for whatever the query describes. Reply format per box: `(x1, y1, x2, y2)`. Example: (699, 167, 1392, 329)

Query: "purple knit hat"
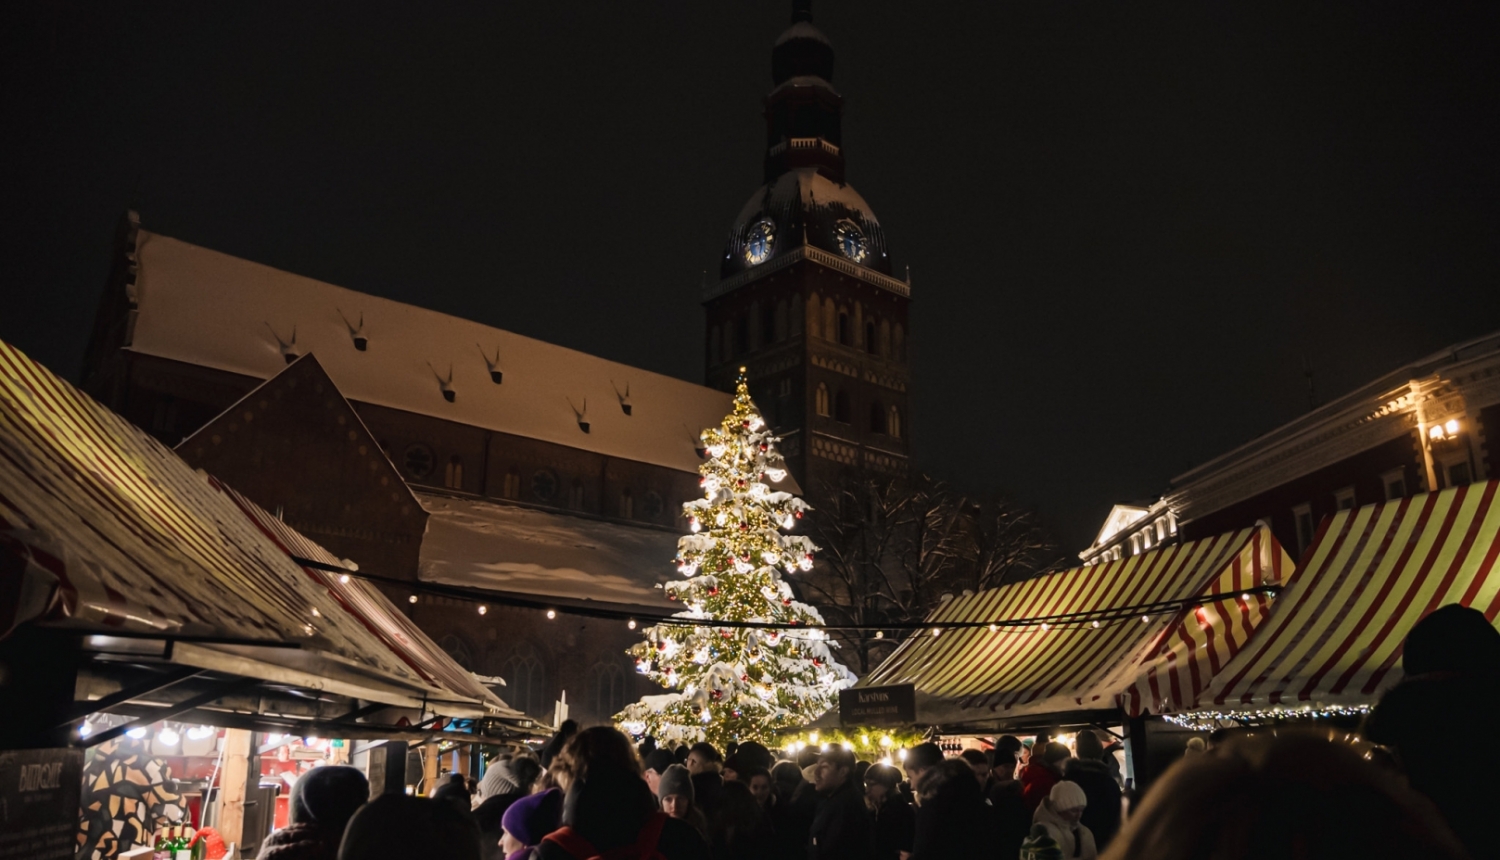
(501, 788, 562, 847)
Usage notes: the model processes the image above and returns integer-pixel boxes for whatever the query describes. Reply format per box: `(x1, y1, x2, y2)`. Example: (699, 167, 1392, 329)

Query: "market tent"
(1193, 481, 1500, 716)
(0, 338, 523, 730)
(860, 526, 1292, 727)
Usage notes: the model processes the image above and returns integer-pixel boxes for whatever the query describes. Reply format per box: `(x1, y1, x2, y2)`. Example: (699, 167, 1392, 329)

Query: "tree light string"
(1162, 703, 1373, 732)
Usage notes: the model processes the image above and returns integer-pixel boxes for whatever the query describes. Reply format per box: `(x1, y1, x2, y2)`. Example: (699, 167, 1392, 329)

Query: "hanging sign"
(0, 747, 83, 859)
(839, 684, 916, 728)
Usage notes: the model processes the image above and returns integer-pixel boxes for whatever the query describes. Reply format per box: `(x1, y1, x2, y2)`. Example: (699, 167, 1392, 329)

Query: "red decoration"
(740, 673, 749, 682)
(656, 641, 666, 651)
(813, 659, 822, 667)
(708, 586, 719, 595)
(782, 598, 792, 606)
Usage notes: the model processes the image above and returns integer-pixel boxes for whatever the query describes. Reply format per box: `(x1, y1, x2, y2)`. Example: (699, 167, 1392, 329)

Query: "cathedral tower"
(704, 0, 912, 499)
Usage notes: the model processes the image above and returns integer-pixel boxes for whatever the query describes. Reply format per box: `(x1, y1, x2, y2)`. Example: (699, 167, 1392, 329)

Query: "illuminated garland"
(779, 728, 927, 766)
(616, 371, 856, 746)
(1163, 703, 1373, 732)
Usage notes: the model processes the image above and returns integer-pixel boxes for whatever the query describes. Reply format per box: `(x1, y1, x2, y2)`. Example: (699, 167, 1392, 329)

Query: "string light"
(628, 619, 637, 630)
(546, 609, 556, 620)
(338, 574, 350, 584)
(409, 595, 418, 604)
(477, 605, 488, 615)
(157, 727, 180, 746)
(1164, 703, 1373, 732)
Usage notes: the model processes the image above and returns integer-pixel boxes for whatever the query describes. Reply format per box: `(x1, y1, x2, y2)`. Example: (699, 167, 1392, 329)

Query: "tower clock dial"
(743, 219, 776, 265)
(834, 220, 868, 263)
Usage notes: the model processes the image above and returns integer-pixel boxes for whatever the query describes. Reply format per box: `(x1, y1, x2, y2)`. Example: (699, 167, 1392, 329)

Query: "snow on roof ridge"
(127, 230, 732, 474)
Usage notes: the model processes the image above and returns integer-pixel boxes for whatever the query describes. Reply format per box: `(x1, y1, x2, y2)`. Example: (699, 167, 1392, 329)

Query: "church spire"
(765, 0, 842, 182)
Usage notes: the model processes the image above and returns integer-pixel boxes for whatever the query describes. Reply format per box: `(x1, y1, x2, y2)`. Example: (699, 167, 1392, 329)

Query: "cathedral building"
(704, 1, 913, 499)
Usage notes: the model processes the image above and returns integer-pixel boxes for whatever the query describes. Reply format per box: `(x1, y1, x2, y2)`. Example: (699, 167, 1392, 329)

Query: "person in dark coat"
(807, 747, 872, 860)
(432, 772, 473, 816)
(259, 765, 368, 860)
(685, 742, 726, 820)
(909, 759, 997, 860)
(768, 761, 811, 857)
(986, 751, 1031, 860)
(1065, 731, 1123, 850)
(863, 764, 913, 860)
(534, 727, 710, 860)
(711, 779, 775, 860)
(337, 793, 482, 860)
(1367, 603, 1500, 860)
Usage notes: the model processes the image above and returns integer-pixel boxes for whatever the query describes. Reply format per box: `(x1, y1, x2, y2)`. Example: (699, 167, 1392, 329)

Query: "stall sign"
(839, 684, 916, 728)
(0, 748, 83, 860)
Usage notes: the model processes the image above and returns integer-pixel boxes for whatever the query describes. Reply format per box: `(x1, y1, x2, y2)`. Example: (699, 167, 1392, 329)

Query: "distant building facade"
(703, 2, 912, 502)
(1080, 332, 1500, 564)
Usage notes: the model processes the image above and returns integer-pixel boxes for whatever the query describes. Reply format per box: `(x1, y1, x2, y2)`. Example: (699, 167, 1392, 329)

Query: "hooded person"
(1022, 743, 1071, 812)
(337, 793, 482, 860)
(1367, 603, 1500, 859)
(259, 765, 369, 860)
(500, 788, 563, 860)
(534, 727, 710, 860)
(1064, 731, 1122, 850)
(1025, 781, 1096, 860)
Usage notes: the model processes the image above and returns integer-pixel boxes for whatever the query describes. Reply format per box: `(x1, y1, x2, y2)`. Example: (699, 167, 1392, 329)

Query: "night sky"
(4, 1, 1498, 555)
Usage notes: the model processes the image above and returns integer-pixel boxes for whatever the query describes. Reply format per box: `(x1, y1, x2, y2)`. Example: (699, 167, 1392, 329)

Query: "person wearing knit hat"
(655, 764, 709, 841)
(499, 788, 562, 860)
(258, 765, 368, 860)
(1024, 781, 1097, 860)
(642, 748, 675, 796)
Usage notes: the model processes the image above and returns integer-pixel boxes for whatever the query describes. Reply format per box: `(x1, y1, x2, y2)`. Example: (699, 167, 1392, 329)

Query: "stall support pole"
(422, 740, 439, 796)
(217, 728, 253, 849)
(1124, 716, 1152, 792)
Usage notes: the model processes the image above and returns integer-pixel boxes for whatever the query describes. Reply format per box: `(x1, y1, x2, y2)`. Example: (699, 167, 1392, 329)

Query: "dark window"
(763, 303, 778, 344)
(438, 634, 474, 670)
(834, 390, 851, 423)
(403, 444, 435, 479)
(735, 315, 750, 356)
(569, 480, 585, 510)
(837, 313, 852, 346)
(865, 320, 877, 354)
(870, 402, 886, 433)
(1385, 473, 1406, 501)
(532, 469, 557, 502)
(643, 490, 664, 518)
(502, 644, 547, 717)
(1293, 506, 1315, 556)
(589, 662, 626, 722)
(1448, 461, 1472, 487)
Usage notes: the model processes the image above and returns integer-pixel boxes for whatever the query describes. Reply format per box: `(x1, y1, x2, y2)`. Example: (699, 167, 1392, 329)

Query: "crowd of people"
(256, 605, 1500, 859)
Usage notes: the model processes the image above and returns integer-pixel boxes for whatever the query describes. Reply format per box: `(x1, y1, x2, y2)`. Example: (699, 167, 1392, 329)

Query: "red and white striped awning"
(0, 338, 511, 718)
(1195, 481, 1500, 713)
(862, 526, 1292, 721)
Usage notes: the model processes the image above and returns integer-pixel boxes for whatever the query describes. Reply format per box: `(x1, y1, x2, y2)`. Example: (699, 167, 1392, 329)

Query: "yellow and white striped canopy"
(863, 526, 1292, 720)
(1199, 481, 1500, 712)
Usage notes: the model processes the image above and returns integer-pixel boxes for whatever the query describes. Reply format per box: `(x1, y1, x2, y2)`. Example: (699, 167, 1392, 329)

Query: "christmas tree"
(617, 371, 854, 746)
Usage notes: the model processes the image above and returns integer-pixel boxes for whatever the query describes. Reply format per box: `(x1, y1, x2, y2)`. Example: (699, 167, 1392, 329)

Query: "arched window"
(619, 488, 634, 519)
(748, 301, 761, 349)
(889, 406, 902, 439)
(837, 312, 852, 347)
(444, 455, 463, 490)
(823, 299, 837, 341)
(834, 390, 851, 423)
(503, 467, 521, 500)
(865, 319, 877, 354)
(588, 662, 627, 723)
(569, 480, 585, 510)
(893, 324, 905, 362)
(438, 634, 474, 671)
(762, 301, 778, 345)
(879, 319, 891, 357)
(502, 644, 547, 717)
(815, 384, 830, 417)
(790, 294, 804, 337)
(806, 293, 821, 339)
(774, 300, 788, 342)
(869, 401, 886, 434)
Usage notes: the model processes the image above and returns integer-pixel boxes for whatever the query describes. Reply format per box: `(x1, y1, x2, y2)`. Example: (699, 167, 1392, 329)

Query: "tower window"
(815, 383, 830, 417)
(837, 312, 852, 347)
(870, 401, 886, 434)
(734, 315, 750, 356)
(865, 319, 877, 354)
(763, 302, 779, 344)
(444, 456, 463, 490)
(894, 324, 905, 361)
(889, 406, 902, 439)
(774, 300, 789, 342)
(503, 467, 521, 499)
(834, 390, 851, 424)
(569, 480, 585, 510)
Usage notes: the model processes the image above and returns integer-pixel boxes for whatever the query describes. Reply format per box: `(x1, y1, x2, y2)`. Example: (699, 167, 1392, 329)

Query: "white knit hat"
(1050, 780, 1088, 810)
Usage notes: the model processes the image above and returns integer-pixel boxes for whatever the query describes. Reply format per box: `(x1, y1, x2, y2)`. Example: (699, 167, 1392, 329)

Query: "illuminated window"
(1293, 503, 1315, 556)
(503, 467, 521, 499)
(889, 406, 902, 439)
(444, 456, 463, 490)
(834, 390, 851, 424)
(815, 384, 830, 417)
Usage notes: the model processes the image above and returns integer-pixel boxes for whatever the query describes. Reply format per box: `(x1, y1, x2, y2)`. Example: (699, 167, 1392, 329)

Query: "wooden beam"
(422, 740, 439, 796)
(217, 728, 253, 849)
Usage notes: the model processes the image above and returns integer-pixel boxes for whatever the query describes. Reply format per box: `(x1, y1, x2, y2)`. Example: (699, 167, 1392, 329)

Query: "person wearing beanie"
(909, 759, 996, 860)
(258, 765, 368, 860)
(643, 749, 676, 796)
(1022, 742, 1071, 812)
(499, 788, 562, 860)
(337, 793, 482, 860)
(1063, 730, 1122, 850)
(1025, 781, 1096, 860)
(657, 763, 709, 841)
(863, 764, 913, 860)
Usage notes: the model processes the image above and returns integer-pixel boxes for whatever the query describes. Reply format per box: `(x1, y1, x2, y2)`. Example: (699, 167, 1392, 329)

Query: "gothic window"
(532, 469, 558, 502)
(790, 293, 804, 337)
(834, 390, 851, 424)
(806, 293, 821, 339)
(619, 488, 634, 519)
(502, 644, 547, 717)
(823, 299, 837, 341)
(569, 480, 586, 510)
(444, 456, 463, 490)
(879, 319, 891, 357)
(403, 444, 435, 479)
(774, 300, 788, 342)
(815, 384, 830, 417)
(837, 312, 852, 347)
(503, 467, 522, 499)
(643, 490, 664, 519)
(438, 634, 474, 671)
(588, 662, 626, 723)
(869, 401, 886, 434)
(893, 324, 906, 362)
(865, 319, 877, 354)
(708, 326, 721, 366)
(889, 406, 902, 439)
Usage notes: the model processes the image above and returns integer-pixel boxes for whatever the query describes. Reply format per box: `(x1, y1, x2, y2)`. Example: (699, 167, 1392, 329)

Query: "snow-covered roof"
(127, 231, 732, 474)
(732, 168, 880, 229)
(417, 493, 680, 610)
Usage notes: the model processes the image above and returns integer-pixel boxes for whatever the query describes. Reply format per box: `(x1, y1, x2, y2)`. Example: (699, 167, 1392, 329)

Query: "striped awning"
(1196, 481, 1500, 713)
(0, 338, 508, 717)
(862, 526, 1292, 721)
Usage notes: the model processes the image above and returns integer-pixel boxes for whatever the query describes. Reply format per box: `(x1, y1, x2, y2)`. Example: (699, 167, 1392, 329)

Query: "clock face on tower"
(743, 219, 776, 265)
(835, 220, 868, 263)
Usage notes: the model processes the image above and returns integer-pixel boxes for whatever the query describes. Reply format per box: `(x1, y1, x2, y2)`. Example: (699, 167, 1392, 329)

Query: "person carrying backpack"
(535, 727, 710, 860)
